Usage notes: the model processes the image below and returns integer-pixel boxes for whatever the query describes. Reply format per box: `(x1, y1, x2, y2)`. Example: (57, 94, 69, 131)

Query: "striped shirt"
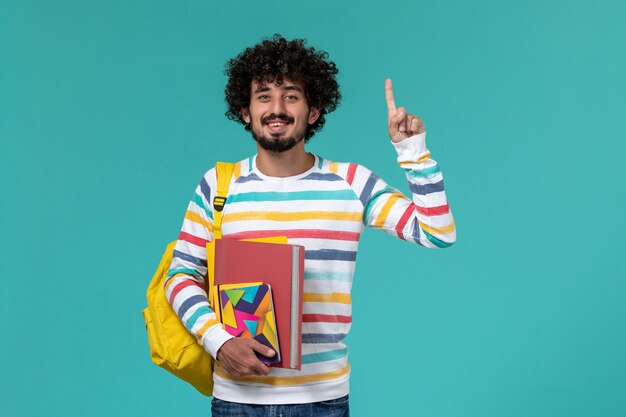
(165, 133, 456, 404)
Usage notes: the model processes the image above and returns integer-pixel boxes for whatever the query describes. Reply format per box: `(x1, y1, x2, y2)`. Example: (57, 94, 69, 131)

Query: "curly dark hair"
(225, 34, 341, 141)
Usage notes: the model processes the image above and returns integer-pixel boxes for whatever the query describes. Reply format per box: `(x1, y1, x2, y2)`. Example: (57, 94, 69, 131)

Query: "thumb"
(248, 339, 275, 357)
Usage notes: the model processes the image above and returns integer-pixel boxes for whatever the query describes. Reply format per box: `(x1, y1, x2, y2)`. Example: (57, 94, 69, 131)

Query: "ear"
(241, 107, 251, 124)
(308, 107, 321, 124)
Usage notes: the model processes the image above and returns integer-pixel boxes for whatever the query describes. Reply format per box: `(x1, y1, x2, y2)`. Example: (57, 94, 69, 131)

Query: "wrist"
(202, 326, 234, 359)
(392, 132, 428, 163)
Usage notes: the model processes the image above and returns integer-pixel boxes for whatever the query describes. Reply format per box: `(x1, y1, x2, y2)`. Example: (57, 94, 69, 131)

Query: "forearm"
(165, 248, 233, 357)
(361, 133, 456, 248)
(393, 133, 456, 247)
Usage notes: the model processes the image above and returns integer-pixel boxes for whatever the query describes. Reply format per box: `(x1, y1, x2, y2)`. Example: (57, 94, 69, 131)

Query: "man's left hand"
(385, 78, 426, 143)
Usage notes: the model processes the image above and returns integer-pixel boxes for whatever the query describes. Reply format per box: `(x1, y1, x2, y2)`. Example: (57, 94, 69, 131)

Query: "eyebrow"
(254, 84, 303, 93)
(283, 85, 303, 92)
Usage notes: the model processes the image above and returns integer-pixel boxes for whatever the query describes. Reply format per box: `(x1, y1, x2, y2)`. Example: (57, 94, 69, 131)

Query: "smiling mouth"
(267, 123, 288, 135)
(263, 117, 292, 134)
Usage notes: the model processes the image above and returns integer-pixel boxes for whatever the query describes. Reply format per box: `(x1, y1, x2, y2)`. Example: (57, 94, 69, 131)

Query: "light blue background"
(1, 1, 625, 416)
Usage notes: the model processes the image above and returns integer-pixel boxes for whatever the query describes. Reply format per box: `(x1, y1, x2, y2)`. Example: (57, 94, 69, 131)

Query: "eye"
(285, 95, 299, 102)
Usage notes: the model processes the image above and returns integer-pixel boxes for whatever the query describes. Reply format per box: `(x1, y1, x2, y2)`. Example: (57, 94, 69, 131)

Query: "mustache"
(261, 114, 294, 124)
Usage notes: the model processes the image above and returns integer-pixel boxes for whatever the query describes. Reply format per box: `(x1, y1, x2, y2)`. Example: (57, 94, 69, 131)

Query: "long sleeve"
(164, 168, 233, 358)
(355, 132, 456, 248)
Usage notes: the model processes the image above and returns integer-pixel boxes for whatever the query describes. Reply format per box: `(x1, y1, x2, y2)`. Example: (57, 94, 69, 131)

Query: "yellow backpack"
(142, 162, 234, 396)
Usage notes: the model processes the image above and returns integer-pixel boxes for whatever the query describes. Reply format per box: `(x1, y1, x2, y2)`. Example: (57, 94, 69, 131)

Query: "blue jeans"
(211, 395, 349, 417)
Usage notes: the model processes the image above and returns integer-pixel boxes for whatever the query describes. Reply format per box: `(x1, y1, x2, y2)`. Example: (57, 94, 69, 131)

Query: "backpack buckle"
(213, 196, 227, 212)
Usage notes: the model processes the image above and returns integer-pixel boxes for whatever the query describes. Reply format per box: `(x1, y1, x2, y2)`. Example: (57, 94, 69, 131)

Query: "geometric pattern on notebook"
(219, 283, 280, 364)
(224, 289, 245, 306)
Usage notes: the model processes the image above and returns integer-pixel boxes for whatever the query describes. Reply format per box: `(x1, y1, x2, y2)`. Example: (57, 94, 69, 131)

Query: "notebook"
(207, 238, 304, 369)
(214, 282, 281, 365)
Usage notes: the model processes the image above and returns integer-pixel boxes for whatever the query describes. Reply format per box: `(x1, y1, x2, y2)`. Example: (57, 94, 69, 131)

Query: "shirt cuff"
(201, 325, 235, 359)
(392, 132, 428, 163)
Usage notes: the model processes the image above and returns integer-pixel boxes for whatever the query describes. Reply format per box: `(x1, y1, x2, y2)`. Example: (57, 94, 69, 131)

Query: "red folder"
(210, 239, 304, 370)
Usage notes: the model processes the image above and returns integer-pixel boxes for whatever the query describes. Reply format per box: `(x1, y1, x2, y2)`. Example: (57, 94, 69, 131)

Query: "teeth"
(270, 122, 285, 127)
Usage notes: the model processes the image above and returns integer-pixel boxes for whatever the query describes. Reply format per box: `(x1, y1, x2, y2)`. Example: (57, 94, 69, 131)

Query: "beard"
(253, 132, 301, 153)
(250, 113, 307, 153)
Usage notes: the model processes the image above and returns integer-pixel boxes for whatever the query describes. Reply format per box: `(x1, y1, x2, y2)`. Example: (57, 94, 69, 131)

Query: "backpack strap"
(213, 162, 234, 240)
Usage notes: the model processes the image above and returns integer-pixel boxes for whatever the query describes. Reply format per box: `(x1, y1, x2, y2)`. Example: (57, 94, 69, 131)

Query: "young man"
(165, 35, 456, 416)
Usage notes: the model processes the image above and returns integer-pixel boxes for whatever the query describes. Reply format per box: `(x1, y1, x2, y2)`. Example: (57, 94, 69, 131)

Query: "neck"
(255, 140, 314, 177)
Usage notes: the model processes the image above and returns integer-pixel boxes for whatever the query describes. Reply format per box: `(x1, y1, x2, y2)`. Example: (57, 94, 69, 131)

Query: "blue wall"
(1, 1, 625, 416)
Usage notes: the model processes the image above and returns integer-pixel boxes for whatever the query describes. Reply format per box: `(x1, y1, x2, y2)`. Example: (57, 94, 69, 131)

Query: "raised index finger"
(385, 78, 397, 119)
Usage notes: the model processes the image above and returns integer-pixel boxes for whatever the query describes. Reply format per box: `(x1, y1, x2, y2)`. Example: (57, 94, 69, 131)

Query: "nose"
(271, 97, 286, 115)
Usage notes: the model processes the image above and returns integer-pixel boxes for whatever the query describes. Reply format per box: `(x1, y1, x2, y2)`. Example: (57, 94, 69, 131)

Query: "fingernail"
(268, 349, 275, 356)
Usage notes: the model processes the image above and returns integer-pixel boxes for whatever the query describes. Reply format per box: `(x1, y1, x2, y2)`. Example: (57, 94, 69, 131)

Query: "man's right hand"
(216, 338, 275, 377)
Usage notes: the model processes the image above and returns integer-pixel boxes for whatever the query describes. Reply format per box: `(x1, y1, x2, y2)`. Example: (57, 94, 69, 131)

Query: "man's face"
(241, 78, 320, 153)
